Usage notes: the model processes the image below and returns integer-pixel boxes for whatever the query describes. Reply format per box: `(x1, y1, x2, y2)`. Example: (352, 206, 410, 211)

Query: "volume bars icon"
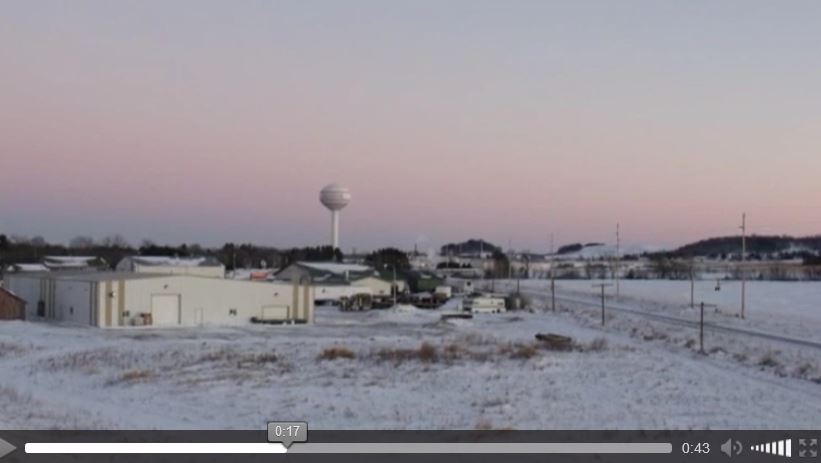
(751, 439, 791, 458)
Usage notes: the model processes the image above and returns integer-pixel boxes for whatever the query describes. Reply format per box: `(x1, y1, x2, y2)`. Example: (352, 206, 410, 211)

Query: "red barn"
(0, 287, 26, 320)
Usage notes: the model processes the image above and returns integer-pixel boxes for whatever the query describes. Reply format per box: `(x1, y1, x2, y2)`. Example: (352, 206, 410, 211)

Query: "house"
(276, 261, 407, 301)
(403, 270, 445, 293)
(5, 256, 106, 273)
(42, 256, 107, 271)
(3, 271, 313, 327)
(5, 263, 50, 273)
(116, 256, 225, 279)
(0, 287, 26, 320)
(276, 261, 374, 282)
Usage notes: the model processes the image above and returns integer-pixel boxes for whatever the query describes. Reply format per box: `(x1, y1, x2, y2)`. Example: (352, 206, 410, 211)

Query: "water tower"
(319, 183, 351, 249)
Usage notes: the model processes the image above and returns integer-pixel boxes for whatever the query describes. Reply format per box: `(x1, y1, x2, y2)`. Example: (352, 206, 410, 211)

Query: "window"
(229, 309, 237, 316)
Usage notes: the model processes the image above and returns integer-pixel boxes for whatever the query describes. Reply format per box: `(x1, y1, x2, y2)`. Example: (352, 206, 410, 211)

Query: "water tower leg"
(331, 210, 339, 249)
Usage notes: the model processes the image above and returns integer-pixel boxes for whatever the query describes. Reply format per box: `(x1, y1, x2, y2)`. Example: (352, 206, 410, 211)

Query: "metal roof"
(8, 271, 172, 282)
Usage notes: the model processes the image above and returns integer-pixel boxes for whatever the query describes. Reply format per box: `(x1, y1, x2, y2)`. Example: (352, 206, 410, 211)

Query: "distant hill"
(556, 242, 665, 259)
(440, 239, 501, 255)
(668, 235, 821, 258)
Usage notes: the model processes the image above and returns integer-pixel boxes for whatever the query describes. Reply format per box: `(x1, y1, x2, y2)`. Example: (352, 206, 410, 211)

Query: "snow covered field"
(515, 279, 821, 343)
(1, 293, 820, 430)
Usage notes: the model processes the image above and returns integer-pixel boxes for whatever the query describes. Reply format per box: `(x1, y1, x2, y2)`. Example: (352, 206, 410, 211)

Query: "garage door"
(151, 294, 180, 326)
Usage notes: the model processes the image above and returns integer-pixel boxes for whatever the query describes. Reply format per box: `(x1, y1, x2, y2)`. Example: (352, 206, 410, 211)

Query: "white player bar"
(27, 442, 673, 454)
(26, 443, 287, 454)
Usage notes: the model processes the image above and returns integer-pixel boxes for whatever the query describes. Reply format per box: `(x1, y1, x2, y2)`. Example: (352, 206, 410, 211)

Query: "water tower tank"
(319, 184, 351, 249)
(320, 184, 351, 211)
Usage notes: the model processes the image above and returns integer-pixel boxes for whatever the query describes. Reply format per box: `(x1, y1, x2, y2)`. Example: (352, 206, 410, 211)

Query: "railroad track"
(517, 287, 821, 351)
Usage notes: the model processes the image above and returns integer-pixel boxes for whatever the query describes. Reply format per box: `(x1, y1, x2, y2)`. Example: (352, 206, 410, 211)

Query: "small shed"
(0, 287, 26, 320)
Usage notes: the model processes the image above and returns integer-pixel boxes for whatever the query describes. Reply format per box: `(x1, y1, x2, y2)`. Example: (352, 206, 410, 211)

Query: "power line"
(740, 213, 747, 319)
(615, 223, 621, 297)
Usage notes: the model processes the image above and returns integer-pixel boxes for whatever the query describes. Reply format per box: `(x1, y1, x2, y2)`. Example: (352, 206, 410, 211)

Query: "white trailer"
(434, 285, 452, 299)
(462, 294, 506, 314)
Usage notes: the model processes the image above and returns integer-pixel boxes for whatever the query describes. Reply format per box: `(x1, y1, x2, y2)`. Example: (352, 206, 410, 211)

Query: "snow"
(1, 293, 819, 430)
(44, 256, 96, 264)
(555, 244, 666, 260)
(43, 256, 98, 269)
(298, 262, 373, 274)
(533, 279, 821, 342)
(8, 263, 49, 272)
(130, 256, 211, 266)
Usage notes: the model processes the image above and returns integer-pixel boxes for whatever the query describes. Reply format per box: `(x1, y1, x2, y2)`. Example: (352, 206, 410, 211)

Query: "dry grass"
(506, 343, 540, 359)
(318, 346, 356, 361)
(108, 369, 155, 386)
(583, 337, 608, 352)
(474, 418, 494, 430)
(534, 333, 575, 351)
(0, 341, 28, 356)
(238, 352, 278, 367)
(376, 342, 438, 364)
(418, 342, 438, 362)
(758, 352, 780, 368)
(196, 348, 278, 367)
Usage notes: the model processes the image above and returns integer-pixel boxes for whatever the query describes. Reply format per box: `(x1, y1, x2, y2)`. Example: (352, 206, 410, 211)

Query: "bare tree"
(100, 234, 130, 249)
(69, 236, 95, 249)
(10, 234, 30, 245)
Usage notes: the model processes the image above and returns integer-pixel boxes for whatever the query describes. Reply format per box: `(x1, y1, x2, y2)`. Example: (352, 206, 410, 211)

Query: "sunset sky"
(2, 0, 821, 252)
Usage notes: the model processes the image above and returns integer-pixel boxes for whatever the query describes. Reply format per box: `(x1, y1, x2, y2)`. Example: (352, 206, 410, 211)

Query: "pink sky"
(2, 1, 820, 252)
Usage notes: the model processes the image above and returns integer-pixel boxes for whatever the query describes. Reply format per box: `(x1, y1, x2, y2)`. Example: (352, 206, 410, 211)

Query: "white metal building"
(3, 272, 313, 327)
(276, 261, 407, 301)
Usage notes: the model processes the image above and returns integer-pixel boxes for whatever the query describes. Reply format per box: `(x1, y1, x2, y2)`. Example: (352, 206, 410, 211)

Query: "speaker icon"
(722, 438, 744, 458)
(751, 439, 791, 458)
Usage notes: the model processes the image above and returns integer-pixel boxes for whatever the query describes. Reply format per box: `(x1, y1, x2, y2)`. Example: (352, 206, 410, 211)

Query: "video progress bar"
(26, 442, 673, 454)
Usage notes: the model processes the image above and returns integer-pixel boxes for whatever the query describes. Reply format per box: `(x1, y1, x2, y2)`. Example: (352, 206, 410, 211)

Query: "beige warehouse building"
(3, 272, 313, 327)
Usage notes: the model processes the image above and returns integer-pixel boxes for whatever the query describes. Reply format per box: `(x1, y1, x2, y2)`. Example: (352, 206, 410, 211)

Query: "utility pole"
(690, 264, 695, 309)
(689, 253, 696, 308)
(507, 238, 513, 282)
(550, 233, 556, 312)
(392, 265, 398, 309)
(740, 213, 747, 319)
(700, 302, 704, 353)
(615, 223, 621, 297)
(698, 302, 718, 354)
(592, 283, 613, 326)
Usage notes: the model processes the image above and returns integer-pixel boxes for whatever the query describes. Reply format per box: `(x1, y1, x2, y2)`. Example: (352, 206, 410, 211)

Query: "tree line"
(0, 233, 343, 273)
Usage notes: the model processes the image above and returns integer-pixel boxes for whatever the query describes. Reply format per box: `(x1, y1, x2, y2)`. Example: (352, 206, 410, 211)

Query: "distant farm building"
(42, 256, 107, 271)
(403, 270, 445, 293)
(5, 256, 107, 273)
(276, 261, 407, 302)
(3, 271, 313, 327)
(0, 287, 26, 320)
(116, 256, 225, 278)
(5, 263, 50, 273)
